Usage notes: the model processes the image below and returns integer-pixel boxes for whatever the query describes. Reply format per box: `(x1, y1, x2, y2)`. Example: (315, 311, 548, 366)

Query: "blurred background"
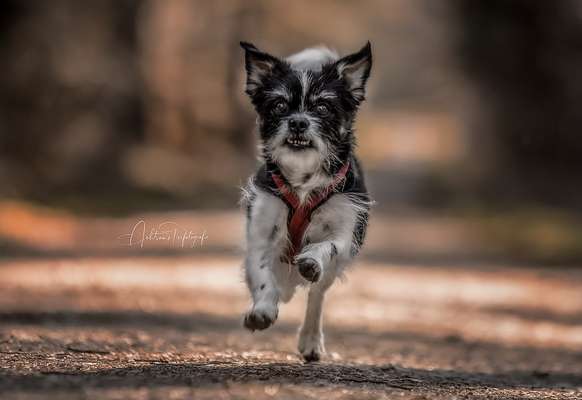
(2, 2, 582, 397)
(1, 0, 582, 265)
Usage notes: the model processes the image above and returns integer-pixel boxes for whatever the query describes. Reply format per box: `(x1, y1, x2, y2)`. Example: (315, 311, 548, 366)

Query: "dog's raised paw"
(296, 257, 321, 282)
(243, 304, 278, 331)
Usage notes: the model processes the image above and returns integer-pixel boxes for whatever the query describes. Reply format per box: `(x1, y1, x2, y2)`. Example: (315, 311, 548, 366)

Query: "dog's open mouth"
(285, 137, 313, 150)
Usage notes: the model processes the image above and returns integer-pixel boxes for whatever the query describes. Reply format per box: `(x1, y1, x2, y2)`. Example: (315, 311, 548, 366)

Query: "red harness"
(272, 162, 350, 262)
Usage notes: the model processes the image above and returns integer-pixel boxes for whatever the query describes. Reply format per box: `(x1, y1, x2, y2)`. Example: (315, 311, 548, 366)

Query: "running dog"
(240, 41, 373, 361)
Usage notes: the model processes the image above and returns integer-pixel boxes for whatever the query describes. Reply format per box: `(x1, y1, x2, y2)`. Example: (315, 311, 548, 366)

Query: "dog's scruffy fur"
(240, 41, 373, 361)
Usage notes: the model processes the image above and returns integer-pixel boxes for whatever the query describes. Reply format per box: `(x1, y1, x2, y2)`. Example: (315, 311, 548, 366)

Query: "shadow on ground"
(1, 360, 580, 395)
(1, 310, 581, 398)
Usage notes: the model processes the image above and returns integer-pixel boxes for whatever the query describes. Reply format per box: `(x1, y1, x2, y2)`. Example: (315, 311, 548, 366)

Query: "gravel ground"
(0, 255, 581, 399)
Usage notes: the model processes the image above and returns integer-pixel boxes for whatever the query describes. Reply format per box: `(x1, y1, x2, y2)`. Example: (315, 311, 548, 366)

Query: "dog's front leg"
(296, 196, 364, 361)
(243, 191, 287, 331)
(295, 195, 360, 285)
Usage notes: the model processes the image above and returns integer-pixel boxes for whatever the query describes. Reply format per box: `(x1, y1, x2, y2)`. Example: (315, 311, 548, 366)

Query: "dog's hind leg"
(298, 283, 328, 361)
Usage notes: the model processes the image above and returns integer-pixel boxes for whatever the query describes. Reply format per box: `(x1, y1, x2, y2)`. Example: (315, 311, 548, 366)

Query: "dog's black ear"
(335, 41, 372, 102)
(240, 42, 284, 95)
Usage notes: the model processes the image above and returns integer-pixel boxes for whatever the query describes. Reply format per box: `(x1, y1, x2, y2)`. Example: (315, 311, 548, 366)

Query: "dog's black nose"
(288, 117, 309, 134)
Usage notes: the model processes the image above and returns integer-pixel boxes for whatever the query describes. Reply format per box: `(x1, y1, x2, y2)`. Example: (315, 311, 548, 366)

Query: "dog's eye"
(316, 104, 329, 115)
(273, 101, 288, 114)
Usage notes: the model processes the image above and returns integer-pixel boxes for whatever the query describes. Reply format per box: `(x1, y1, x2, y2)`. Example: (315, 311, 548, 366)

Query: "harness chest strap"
(271, 162, 350, 262)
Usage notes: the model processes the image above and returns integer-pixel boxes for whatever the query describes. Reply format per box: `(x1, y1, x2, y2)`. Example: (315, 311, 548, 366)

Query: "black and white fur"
(240, 41, 373, 361)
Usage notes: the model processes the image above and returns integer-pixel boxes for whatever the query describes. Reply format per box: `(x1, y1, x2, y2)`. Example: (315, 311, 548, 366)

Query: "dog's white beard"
(272, 146, 333, 204)
(277, 148, 319, 183)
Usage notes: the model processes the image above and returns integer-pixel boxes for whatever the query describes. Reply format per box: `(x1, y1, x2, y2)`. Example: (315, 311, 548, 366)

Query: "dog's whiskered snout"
(288, 116, 309, 134)
(285, 117, 312, 148)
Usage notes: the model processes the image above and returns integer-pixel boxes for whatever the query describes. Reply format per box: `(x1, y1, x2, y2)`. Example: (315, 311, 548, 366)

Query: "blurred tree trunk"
(139, 1, 260, 155)
(0, 0, 143, 196)
(225, 0, 265, 153)
(452, 0, 582, 205)
(139, 0, 197, 150)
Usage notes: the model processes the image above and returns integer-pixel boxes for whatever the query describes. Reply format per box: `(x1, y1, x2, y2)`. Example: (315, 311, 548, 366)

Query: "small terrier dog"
(240, 41, 373, 361)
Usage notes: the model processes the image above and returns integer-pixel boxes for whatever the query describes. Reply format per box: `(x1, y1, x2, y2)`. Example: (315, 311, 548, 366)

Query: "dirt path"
(1, 255, 581, 399)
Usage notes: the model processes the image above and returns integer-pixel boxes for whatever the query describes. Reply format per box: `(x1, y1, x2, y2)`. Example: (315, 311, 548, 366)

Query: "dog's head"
(241, 42, 372, 173)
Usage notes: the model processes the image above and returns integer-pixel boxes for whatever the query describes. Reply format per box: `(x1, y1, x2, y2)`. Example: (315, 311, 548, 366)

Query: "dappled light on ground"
(1, 255, 581, 399)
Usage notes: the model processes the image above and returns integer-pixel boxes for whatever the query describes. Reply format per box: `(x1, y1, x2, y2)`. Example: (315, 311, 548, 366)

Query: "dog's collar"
(271, 161, 350, 262)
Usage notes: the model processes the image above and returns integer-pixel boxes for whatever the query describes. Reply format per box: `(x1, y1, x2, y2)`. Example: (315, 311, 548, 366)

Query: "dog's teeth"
(286, 138, 311, 147)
